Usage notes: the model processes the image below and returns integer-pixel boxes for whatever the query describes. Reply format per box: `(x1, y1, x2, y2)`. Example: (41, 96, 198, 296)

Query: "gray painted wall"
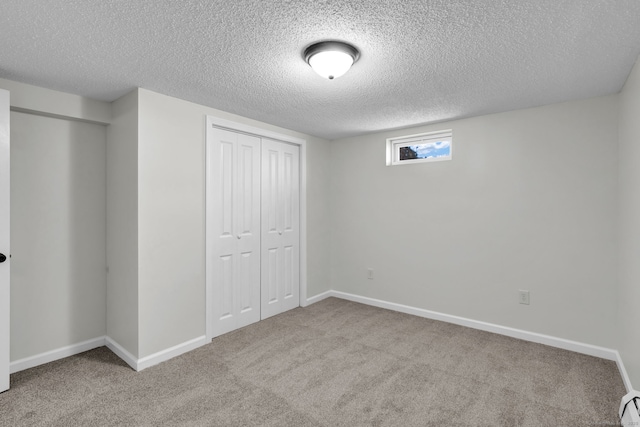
(306, 131, 332, 299)
(10, 111, 107, 361)
(136, 89, 331, 358)
(4, 73, 634, 387)
(106, 90, 139, 358)
(329, 95, 619, 349)
(619, 57, 640, 388)
(4, 81, 331, 362)
(0, 78, 110, 124)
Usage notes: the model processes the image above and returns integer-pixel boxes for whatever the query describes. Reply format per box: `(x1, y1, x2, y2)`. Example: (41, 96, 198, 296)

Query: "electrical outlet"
(519, 290, 530, 305)
(367, 268, 374, 280)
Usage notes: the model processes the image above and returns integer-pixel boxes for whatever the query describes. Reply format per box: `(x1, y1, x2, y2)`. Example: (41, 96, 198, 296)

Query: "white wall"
(5, 74, 625, 377)
(0, 78, 110, 125)
(330, 95, 619, 349)
(306, 129, 332, 299)
(619, 57, 640, 388)
(10, 111, 107, 361)
(106, 90, 139, 357)
(135, 89, 331, 358)
(2, 79, 331, 367)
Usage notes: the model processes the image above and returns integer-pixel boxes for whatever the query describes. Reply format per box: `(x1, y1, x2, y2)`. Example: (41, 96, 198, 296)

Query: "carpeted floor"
(0, 297, 626, 426)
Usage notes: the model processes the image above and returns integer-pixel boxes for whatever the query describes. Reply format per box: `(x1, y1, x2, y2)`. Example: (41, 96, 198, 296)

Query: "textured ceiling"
(1, 0, 640, 140)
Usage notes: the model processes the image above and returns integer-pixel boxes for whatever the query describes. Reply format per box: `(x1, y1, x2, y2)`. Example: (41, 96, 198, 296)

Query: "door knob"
(0, 253, 6, 263)
(236, 235, 241, 240)
(278, 231, 283, 235)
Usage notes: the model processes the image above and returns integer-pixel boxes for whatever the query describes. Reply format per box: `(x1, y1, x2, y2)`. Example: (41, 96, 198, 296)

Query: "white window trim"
(386, 129, 452, 166)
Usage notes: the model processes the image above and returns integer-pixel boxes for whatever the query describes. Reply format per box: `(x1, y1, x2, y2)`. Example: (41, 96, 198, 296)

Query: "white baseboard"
(10, 336, 106, 374)
(305, 290, 333, 306)
(316, 290, 634, 392)
(106, 335, 208, 372)
(615, 350, 634, 393)
(10, 335, 210, 374)
(330, 290, 624, 362)
(104, 336, 138, 371)
(136, 335, 208, 371)
(8, 292, 633, 392)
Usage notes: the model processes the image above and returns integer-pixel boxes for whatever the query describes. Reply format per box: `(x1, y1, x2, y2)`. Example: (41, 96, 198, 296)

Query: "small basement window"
(386, 129, 452, 166)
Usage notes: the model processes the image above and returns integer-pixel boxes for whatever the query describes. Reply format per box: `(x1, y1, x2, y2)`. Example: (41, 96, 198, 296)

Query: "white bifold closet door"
(208, 128, 261, 338)
(260, 139, 300, 319)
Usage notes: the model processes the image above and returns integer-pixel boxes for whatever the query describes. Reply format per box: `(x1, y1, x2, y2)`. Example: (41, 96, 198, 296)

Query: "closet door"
(208, 128, 261, 338)
(261, 139, 300, 319)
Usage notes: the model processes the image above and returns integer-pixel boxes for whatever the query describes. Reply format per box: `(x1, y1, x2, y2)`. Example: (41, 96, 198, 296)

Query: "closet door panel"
(220, 141, 234, 240)
(235, 135, 261, 328)
(280, 143, 300, 312)
(261, 139, 300, 319)
(219, 255, 234, 320)
(261, 142, 282, 318)
(210, 129, 237, 336)
(284, 245, 294, 299)
(209, 129, 260, 337)
(267, 248, 278, 303)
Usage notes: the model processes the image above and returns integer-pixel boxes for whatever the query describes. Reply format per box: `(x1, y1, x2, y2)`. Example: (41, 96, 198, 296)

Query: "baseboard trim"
(305, 290, 333, 306)
(136, 335, 208, 372)
(105, 335, 209, 372)
(330, 291, 621, 362)
(10, 336, 106, 374)
(615, 350, 634, 393)
(8, 293, 632, 391)
(10, 335, 210, 374)
(104, 336, 138, 371)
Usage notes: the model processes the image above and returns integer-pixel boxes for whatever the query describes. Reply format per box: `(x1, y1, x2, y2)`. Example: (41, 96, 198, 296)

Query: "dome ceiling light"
(304, 41, 360, 80)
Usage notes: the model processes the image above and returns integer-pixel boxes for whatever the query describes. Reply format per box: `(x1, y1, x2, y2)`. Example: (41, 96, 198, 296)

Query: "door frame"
(0, 88, 10, 392)
(205, 116, 307, 342)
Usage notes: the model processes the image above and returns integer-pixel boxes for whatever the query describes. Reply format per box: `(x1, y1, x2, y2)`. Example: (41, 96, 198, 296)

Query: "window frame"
(386, 129, 453, 166)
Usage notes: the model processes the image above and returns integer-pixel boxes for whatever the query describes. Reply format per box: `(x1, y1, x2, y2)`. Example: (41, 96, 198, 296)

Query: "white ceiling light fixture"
(304, 41, 360, 80)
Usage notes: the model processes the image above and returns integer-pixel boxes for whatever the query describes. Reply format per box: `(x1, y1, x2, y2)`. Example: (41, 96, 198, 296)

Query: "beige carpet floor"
(0, 297, 626, 426)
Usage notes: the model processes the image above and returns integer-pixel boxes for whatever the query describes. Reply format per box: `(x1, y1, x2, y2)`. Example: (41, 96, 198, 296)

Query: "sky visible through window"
(400, 139, 451, 161)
